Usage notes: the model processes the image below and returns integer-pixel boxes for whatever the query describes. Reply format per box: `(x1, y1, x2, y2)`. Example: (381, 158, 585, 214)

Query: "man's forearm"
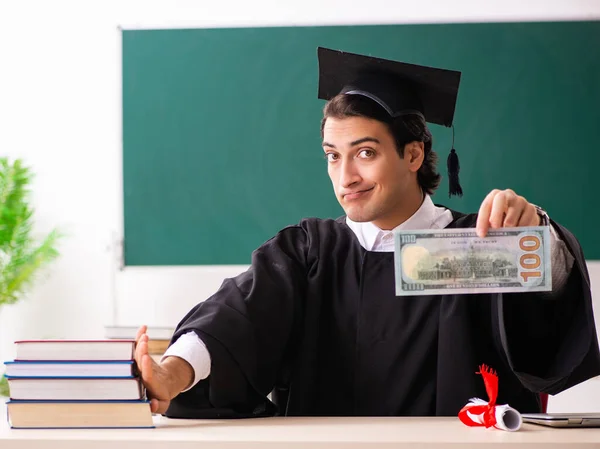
(161, 356, 195, 398)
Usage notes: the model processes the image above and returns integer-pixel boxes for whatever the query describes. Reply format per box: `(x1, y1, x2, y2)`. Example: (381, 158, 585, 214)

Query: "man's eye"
(326, 153, 339, 162)
(358, 149, 375, 158)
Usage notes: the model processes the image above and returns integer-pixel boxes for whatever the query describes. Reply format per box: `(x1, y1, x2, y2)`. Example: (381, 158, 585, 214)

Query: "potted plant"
(0, 158, 61, 397)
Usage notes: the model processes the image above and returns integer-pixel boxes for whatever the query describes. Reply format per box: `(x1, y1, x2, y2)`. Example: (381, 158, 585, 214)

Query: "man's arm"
(473, 188, 600, 393)
(547, 222, 575, 292)
(475, 188, 575, 291)
(492, 220, 600, 394)
(161, 331, 212, 391)
(134, 326, 196, 414)
(136, 223, 311, 418)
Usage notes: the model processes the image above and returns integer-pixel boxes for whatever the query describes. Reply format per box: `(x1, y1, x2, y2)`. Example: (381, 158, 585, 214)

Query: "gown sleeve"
(491, 219, 600, 394)
(163, 224, 311, 418)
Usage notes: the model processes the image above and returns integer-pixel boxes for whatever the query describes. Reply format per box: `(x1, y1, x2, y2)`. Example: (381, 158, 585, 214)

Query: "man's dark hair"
(321, 94, 441, 195)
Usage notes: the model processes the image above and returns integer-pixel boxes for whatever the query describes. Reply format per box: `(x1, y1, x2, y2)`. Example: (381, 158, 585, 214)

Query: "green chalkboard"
(122, 21, 600, 265)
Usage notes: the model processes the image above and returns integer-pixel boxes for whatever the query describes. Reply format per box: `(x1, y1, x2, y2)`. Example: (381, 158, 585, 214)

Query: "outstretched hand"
(476, 189, 541, 238)
(135, 325, 186, 415)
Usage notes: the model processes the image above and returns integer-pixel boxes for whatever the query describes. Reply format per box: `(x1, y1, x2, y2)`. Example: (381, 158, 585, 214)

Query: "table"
(2, 409, 600, 448)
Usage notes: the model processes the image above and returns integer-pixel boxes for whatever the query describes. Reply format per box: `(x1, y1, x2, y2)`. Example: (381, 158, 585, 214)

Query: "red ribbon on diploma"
(458, 364, 499, 428)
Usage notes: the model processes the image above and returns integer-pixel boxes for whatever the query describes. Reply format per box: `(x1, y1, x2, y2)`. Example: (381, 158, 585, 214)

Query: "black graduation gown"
(164, 210, 600, 419)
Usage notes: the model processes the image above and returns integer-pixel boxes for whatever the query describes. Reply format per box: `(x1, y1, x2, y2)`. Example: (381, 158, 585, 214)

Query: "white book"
(4, 361, 135, 377)
(14, 339, 135, 361)
(104, 326, 174, 340)
(7, 377, 144, 401)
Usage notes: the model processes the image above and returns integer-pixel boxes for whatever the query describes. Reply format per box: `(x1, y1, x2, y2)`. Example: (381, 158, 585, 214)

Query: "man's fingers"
(150, 398, 170, 415)
(134, 326, 147, 366)
(518, 204, 538, 227)
(503, 197, 525, 228)
(476, 190, 498, 237)
(478, 189, 538, 236)
(489, 191, 509, 229)
(141, 351, 153, 385)
(134, 333, 171, 415)
(135, 325, 147, 342)
(134, 333, 148, 367)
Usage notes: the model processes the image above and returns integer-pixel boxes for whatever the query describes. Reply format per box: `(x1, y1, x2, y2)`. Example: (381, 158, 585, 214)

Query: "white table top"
(2, 408, 600, 448)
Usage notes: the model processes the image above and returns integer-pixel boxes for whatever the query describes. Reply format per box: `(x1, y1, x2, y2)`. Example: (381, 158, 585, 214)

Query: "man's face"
(322, 116, 421, 229)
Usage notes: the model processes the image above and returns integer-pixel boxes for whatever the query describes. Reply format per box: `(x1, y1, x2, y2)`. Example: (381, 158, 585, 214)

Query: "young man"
(135, 48, 600, 418)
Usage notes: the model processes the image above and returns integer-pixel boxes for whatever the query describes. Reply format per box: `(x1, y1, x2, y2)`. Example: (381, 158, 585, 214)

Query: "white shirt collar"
(345, 195, 454, 252)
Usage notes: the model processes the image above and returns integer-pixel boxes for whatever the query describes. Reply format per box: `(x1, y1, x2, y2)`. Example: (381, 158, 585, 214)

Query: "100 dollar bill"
(394, 227, 552, 296)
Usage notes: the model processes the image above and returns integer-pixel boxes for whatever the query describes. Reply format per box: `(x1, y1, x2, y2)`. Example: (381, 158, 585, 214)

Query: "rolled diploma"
(464, 398, 523, 432)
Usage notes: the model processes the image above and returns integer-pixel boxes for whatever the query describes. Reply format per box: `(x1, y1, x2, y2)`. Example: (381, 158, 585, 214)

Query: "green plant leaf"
(0, 375, 8, 398)
(0, 158, 61, 308)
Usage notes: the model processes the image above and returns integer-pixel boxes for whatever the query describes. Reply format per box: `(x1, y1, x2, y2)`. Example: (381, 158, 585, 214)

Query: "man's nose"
(339, 160, 361, 189)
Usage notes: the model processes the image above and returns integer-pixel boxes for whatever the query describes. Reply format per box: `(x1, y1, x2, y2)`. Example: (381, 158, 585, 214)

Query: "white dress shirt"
(163, 195, 574, 391)
(345, 195, 454, 252)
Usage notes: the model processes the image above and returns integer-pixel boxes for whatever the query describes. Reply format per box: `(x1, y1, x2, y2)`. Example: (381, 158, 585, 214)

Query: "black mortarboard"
(317, 47, 464, 197)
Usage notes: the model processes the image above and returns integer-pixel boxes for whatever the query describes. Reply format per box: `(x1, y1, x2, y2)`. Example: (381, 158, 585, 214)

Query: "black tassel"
(447, 148, 463, 198)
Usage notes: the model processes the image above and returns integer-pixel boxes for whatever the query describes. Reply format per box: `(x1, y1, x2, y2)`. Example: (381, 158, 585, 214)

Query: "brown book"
(7, 401, 154, 428)
(147, 339, 170, 355)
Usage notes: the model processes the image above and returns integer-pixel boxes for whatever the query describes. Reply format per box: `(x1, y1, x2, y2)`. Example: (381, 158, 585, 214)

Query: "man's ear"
(405, 141, 425, 172)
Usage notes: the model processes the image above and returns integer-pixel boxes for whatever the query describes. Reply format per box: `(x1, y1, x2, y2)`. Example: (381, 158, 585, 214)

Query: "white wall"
(0, 0, 599, 410)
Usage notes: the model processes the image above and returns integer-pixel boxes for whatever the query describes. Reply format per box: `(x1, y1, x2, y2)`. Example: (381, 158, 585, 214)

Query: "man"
(135, 47, 600, 418)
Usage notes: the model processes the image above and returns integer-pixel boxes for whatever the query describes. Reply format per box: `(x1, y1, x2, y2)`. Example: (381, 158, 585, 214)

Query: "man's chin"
(345, 209, 375, 223)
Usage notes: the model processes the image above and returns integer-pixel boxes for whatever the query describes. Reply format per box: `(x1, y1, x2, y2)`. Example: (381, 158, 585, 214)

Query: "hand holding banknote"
(476, 189, 543, 238)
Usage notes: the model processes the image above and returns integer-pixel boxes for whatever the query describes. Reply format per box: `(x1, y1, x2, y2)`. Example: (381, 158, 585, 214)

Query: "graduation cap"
(317, 47, 463, 197)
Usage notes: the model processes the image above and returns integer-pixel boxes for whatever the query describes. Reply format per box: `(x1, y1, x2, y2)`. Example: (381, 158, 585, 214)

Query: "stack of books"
(3, 339, 154, 429)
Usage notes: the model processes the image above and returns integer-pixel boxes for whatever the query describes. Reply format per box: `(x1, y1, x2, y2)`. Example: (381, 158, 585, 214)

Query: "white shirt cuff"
(161, 331, 212, 392)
